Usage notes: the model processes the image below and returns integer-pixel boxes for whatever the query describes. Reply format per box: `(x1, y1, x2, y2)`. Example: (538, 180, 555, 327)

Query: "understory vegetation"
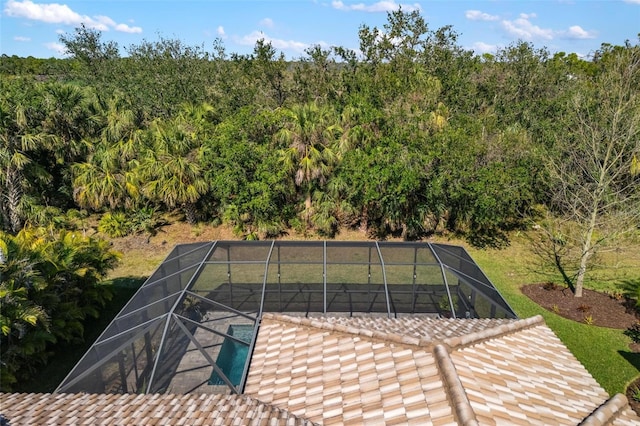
(1, 10, 639, 392)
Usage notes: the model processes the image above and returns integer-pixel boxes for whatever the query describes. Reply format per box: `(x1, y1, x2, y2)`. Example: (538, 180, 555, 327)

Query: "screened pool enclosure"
(57, 240, 516, 395)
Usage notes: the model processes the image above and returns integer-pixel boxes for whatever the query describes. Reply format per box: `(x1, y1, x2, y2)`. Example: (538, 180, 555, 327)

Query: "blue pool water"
(208, 324, 254, 386)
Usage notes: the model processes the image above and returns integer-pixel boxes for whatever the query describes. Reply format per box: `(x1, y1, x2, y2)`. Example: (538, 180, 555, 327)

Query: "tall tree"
(72, 95, 144, 211)
(545, 41, 640, 297)
(0, 78, 48, 233)
(139, 103, 212, 223)
(276, 103, 341, 228)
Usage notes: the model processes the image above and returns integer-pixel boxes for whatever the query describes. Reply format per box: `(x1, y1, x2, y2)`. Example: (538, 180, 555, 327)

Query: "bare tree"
(544, 41, 640, 297)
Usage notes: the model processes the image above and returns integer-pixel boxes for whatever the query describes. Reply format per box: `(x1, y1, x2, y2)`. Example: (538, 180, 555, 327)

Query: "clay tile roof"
(246, 314, 455, 425)
(244, 313, 640, 425)
(3, 314, 639, 425)
(0, 392, 317, 426)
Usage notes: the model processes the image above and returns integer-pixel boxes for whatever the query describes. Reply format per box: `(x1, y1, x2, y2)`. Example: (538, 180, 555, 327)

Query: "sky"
(1, 0, 639, 60)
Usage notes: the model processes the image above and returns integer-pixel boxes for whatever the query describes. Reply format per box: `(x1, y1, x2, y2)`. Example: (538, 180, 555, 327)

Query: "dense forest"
(1, 10, 639, 390)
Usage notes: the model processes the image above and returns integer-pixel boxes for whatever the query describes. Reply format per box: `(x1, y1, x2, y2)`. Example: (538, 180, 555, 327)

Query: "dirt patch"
(521, 283, 639, 329)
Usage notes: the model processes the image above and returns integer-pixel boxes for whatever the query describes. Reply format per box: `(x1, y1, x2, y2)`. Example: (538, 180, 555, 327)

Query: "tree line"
(1, 10, 639, 389)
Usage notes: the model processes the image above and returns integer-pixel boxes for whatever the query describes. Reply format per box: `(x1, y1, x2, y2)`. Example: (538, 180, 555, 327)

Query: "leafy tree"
(203, 107, 293, 238)
(58, 24, 120, 89)
(123, 37, 215, 118)
(250, 39, 291, 108)
(292, 45, 342, 104)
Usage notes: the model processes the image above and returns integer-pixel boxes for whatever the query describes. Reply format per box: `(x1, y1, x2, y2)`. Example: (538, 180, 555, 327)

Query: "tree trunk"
(575, 196, 599, 298)
(359, 205, 369, 233)
(304, 192, 312, 228)
(183, 202, 198, 225)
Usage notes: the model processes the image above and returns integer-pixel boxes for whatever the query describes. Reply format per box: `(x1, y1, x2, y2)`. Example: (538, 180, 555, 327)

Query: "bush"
(98, 208, 165, 238)
(98, 212, 131, 237)
(1, 227, 120, 391)
(624, 323, 640, 344)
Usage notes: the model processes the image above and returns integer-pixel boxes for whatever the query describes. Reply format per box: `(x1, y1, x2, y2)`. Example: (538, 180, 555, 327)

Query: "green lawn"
(18, 228, 640, 396)
(466, 234, 640, 396)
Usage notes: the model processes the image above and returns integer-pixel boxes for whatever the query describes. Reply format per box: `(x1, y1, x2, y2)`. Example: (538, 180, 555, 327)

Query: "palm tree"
(0, 78, 48, 233)
(41, 83, 96, 162)
(71, 95, 145, 211)
(0, 226, 119, 391)
(0, 230, 51, 390)
(276, 102, 341, 227)
(139, 103, 211, 224)
(72, 143, 140, 211)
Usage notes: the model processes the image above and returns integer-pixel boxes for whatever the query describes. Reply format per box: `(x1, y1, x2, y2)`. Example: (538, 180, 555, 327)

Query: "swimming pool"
(208, 324, 254, 387)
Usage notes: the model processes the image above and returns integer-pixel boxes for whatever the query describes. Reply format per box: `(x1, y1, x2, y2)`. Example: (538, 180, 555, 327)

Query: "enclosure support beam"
(429, 243, 456, 319)
(375, 242, 392, 318)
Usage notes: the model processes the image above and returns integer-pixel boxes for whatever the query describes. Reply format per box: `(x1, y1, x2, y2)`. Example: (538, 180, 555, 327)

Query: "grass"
(20, 223, 640, 396)
(466, 233, 640, 395)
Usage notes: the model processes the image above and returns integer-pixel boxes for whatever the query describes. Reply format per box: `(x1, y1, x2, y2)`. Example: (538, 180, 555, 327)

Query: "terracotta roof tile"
(0, 392, 316, 426)
(4, 314, 640, 425)
(448, 324, 610, 425)
(245, 314, 640, 425)
(245, 315, 455, 425)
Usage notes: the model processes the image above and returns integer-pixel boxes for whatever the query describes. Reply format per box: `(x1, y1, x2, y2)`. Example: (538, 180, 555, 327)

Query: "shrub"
(624, 322, 640, 343)
(577, 304, 591, 312)
(98, 212, 131, 237)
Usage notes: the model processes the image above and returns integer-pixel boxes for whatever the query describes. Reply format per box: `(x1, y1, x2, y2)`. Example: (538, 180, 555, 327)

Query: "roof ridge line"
(578, 393, 631, 426)
(262, 313, 434, 347)
(442, 315, 545, 350)
(433, 344, 479, 426)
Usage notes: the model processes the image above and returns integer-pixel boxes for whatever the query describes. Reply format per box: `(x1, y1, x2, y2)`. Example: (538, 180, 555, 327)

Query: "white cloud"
(44, 41, 65, 54)
(501, 15, 553, 41)
(217, 26, 226, 38)
(332, 0, 420, 13)
(14, 35, 31, 41)
(5, 0, 85, 25)
(235, 31, 309, 54)
(465, 10, 498, 21)
(114, 23, 142, 33)
(471, 41, 498, 54)
(259, 18, 274, 28)
(564, 25, 596, 39)
(623, 0, 640, 3)
(3, 0, 143, 33)
(501, 13, 596, 42)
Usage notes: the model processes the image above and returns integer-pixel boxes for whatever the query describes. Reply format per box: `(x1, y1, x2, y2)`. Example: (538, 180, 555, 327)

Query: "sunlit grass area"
(23, 225, 640, 396)
(467, 233, 640, 395)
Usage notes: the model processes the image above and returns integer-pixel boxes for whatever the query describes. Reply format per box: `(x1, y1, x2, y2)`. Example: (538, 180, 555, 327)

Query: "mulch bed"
(522, 282, 640, 415)
(521, 283, 639, 329)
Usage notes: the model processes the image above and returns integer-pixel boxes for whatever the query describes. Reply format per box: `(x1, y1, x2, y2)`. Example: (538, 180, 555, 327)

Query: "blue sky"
(1, 0, 639, 60)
